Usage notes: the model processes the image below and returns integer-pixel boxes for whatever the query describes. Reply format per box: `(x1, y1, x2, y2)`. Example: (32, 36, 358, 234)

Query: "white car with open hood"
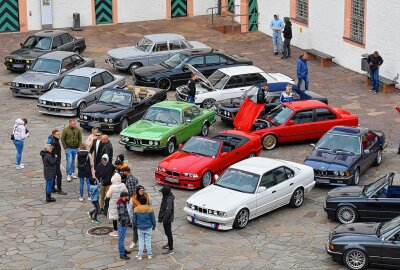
(176, 64, 294, 109)
(184, 157, 315, 230)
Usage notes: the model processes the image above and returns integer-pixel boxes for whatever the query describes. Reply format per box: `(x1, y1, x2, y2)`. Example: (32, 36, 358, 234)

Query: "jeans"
(297, 77, 309, 91)
(272, 32, 283, 53)
(283, 38, 291, 57)
(79, 177, 90, 198)
(163, 222, 173, 250)
(52, 160, 62, 191)
(14, 140, 24, 166)
(370, 69, 379, 91)
(138, 228, 153, 256)
(89, 201, 99, 221)
(65, 148, 78, 176)
(117, 226, 127, 256)
(188, 96, 194, 103)
(45, 178, 54, 194)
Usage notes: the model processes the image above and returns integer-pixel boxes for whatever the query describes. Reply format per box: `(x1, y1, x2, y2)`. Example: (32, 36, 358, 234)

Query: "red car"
(155, 130, 262, 189)
(234, 99, 359, 150)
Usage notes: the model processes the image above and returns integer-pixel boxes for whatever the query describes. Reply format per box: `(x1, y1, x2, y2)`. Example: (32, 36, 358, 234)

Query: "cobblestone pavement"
(0, 16, 399, 270)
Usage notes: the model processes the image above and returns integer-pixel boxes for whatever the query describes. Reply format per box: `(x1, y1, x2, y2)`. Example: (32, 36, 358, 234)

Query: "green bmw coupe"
(120, 101, 216, 155)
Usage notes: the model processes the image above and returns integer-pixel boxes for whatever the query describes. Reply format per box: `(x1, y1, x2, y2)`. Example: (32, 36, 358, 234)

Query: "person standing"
(76, 143, 94, 202)
(297, 52, 309, 91)
(123, 167, 139, 197)
(280, 84, 294, 103)
(270, 14, 284, 55)
(128, 185, 150, 249)
(95, 154, 115, 215)
(282, 17, 292, 59)
(85, 127, 99, 149)
(89, 131, 103, 167)
(40, 144, 56, 203)
(158, 186, 175, 255)
(61, 119, 82, 182)
(257, 82, 269, 104)
(187, 73, 198, 103)
(133, 196, 156, 260)
(117, 192, 132, 260)
(367, 51, 384, 93)
(50, 129, 67, 195)
(88, 177, 101, 224)
(100, 135, 113, 163)
(106, 173, 128, 237)
(12, 118, 29, 170)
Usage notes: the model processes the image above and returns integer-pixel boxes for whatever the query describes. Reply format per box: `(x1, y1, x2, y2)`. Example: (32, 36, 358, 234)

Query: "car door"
(51, 35, 63, 51)
(220, 75, 245, 101)
(272, 166, 296, 206)
(382, 229, 400, 266)
(361, 184, 396, 220)
(180, 106, 199, 142)
(87, 74, 105, 104)
(314, 107, 338, 138)
(256, 171, 280, 215)
(149, 42, 170, 64)
(60, 33, 74, 51)
(279, 109, 315, 142)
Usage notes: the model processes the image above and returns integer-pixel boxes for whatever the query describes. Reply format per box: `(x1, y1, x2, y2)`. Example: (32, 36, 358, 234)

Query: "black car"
(79, 87, 167, 133)
(325, 172, 400, 224)
(216, 83, 328, 124)
(4, 30, 86, 72)
(304, 126, 386, 186)
(326, 215, 400, 270)
(132, 48, 252, 91)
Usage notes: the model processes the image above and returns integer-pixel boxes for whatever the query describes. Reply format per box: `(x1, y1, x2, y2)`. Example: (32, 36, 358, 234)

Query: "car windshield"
(266, 105, 293, 125)
(142, 107, 181, 125)
(208, 70, 229, 89)
(59, 75, 89, 92)
(315, 134, 361, 155)
(98, 90, 132, 107)
(379, 216, 400, 236)
(30, 59, 60, 74)
(136, 37, 153, 52)
(215, 168, 260, 194)
(363, 174, 388, 197)
(181, 137, 221, 157)
(164, 53, 187, 68)
(23, 36, 51, 50)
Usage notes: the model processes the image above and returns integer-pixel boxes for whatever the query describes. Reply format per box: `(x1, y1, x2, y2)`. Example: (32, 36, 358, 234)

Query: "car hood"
(40, 88, 85, 103)
(327, 185, 364, 199)
(8, 48, 47, 59)
(107, 46, 146, 59)
(134, 64, 170, 77)
(187, 64, 213, 90)
(120, 120, 175, 140)
(331, 222, 379, 236)
(82, 103, 126, 115)
(187, 184, 253, 212)
(13, 71, 57, 85)
(304, 150, 359, 171)
(233, 98, 265, 132)
(159, 150, 215, 172)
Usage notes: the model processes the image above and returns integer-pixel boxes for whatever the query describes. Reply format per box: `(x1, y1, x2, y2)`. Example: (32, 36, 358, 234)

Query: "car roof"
(39, 51, 76, 60)
(34, 30, 67, 37)
(152, 100, 192, 110)
(143, 33, 185, 42)
(230, 157, 287, 175)
(328, 126, 368, 136)
(218, 65, 264, 76)
(68, 67, 108, 77)
(181, 48, 218, 56)
(284, 100, 327, 110)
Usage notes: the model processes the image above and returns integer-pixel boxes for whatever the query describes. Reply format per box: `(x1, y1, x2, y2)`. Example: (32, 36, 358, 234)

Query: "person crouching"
(117, 191, 132, 260)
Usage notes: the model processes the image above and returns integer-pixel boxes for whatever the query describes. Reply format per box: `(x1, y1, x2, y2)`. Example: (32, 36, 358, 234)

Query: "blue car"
(304, 126, 386, 186)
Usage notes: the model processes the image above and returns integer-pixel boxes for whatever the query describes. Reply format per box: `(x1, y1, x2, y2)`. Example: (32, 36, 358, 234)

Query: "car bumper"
(11, 87, 46, 98)
(133, 78, 156, 87)
(314, 175, 352, 185)
(216, 112, 234, 122)
(325, 241, 342, 262)
(119, 141, 165, 152)
(37, 105, 77, 116)
(324, 207, 337, 220)
(4, 62, 30, 71)
(304, 181, 316, 193)
(105, 58, 129, 70)
(183, 207, 235, 231)
(79, 120, 118, 132)
(155, 172, 201, 189)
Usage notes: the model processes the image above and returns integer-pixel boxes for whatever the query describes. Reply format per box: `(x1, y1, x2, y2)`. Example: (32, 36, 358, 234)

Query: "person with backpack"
(76, 143, 94, 202)
(50, 129, 67, 195)
(106, 173, 128, 237)
(12, 118, 29, 170)
(40, 144, 56, 203)
(158, 186, 175, 255)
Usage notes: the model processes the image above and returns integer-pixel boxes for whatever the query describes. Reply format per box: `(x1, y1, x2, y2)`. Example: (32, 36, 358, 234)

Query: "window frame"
(296, 0, 308, 24)
(290, 109, 314, 125)
(349, 0, 365, 44)
(315, 107, 337, 122)
(343, 0, 366, 47)
(290, 0, 309, 27)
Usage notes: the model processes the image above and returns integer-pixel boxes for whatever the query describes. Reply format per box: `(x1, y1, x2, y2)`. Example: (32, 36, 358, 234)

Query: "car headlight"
(108, 118, 113, 123)
(83, 115, 88, 120)
(62, 103, 66, 107)
(79, 115, 83, 119)
(333, 171, 338, 176)
(104, 118, 108, 122)
(43, 101, 47, 105)
(157, 166, 166, 172)
(11, 82, 16, 87)
(339, 171, 345, 176)
(6, 58, 13, 63)
(183, 173, 198, 178)
(154, 141, 159, 146)
(121, 136, 129, 142)
(217, 211, 227, 217)
(66, 103, 71, 107)
(149, 141, 153, 145)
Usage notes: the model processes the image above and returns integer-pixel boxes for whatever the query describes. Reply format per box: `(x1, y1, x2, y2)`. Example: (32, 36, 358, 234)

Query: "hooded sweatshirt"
(40, 150, 56, 180)
(106, 173, 128, 220)
(95, 156, 114, 186)
(13, 119, 28, 141)
(158, 186, 175, 223)
(270, 14, 284, 33)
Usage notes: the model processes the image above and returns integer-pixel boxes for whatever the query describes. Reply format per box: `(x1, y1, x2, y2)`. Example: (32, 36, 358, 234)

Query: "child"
(117, 191, 132, 260)
(88, 178, 101, 224)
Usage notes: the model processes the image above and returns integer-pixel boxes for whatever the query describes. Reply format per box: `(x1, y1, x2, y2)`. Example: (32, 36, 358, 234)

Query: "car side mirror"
(310, 143, 315, 148)
(214, 175, 219, 181)
(89, 86, 97, 91)
(60, 68, 67, 73)
(257, 186, 266, 193)
(364, 149, 370, 154)
(286, 120, 295, 126)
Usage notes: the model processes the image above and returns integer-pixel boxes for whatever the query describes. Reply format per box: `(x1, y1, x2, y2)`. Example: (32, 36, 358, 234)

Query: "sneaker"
(163, 249, 174, 255)
(58, 191, 67, 195)
(87, 212, 92, 219)
(162, 244, 169, 250)
(274, 52, 278, 55)
(16, 164, 24, 170)
(136, 255, 142, 260)
(109, 231, 118, 237)
(129, 242, 135, 249)
(148, 255, 152, 259)
(91, 219, 101, 224)
(67, 175, 72, 182)
(374, 91, 378, 94)
(79, 197, 84, 202)
(124, 249, 131, 255)
(120, 255, 130, 260)
(71, 173, 78, 179)
(87, 197, 91, 201)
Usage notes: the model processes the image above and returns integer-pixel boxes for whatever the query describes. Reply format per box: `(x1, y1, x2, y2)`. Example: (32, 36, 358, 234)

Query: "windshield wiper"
(142, 119, 155, 124)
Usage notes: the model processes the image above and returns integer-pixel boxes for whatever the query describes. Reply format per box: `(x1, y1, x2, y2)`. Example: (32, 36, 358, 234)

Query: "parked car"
(4, 30, 86, 72)
(10, 51, 94, 98)
(119, 101, 216, 155)
(216, 82, 327, 124)
(304, 126, 386, 186)
(132, 49, 252, 91)
(183, 157, 315, 230)
(79, 86, 167, 133)
(176, 65, 294, 109)
(155, 130, 262, 189)
(37, 67, 125, 116)
(106, 33, 209, 74)
(234, 99, 359, 150)
(326, 215, 400, 270)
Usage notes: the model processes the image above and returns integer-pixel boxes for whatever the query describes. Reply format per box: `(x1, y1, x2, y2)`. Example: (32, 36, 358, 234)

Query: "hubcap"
(79, 103, 86, 111)
(202, 172, 212, 187)
(294, 189, 304, 206)
(238, 210, 248, 227)
(203, 99, 215, 109)
(338, 207, 355, 223)
(263, 136, 276, 149)
(346, 250, 366, 269)
(202, 124, 208, 136)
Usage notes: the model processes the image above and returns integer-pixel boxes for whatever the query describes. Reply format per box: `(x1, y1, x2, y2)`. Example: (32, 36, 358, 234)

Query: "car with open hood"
(79, 86, 167, 133)
(119, 100, 216, 156)
(155, 130, 262, 189)
(326, 215, 400, 270)
(132, 49, 252, 91)
(4, 30, 86, 72)
(176, 65, 294, 109)
(183, 157, 315, 230)
(304, 126, 386, 186)
(10, 51, 94, 98)
(106, 33, 209, 74)
(37, 67, 125, 116)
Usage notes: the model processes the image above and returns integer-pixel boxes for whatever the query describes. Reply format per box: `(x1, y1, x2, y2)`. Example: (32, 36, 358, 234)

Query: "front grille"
(314, 169, 335, 177)
(13, 59, 25, 64)
(43, 101, 63, 107)
(166, 170, 180, 177)
(192, 205, 209, 214)
(128, 137, 149, 145)
(18, 83, 35, 89)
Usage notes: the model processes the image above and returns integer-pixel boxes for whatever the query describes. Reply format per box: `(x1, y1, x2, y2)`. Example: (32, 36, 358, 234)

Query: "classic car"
(133, 48, 252, 91)
(176, 65, 294, 109)
(4, 30, 86, 72)
(10, 51, 94, 98)
(79, 86, 167, 133)
(119, 101, 216, 155)
(106, 33, 209, 74)
(37, 67, 125, 116)
(304, 126, 386, 186)
(326, 215, 400, 270)
(234, 99, 359, 150)
(324, 173, 400, 224)
(216, 82, 327, 123)
(183, 157, 315, 230)
(155, 130, 263, 189)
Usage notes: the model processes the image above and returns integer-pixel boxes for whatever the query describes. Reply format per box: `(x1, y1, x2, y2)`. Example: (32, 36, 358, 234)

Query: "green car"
(120, 101, 216, 155)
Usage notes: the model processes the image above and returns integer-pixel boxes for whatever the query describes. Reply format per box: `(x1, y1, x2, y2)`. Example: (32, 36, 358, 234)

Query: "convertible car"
(155, 130, 262, 189)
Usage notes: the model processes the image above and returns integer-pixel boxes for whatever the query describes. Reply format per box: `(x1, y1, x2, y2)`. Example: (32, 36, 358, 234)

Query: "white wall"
(193, 0, 217, 16)
(26, 0, 41, 31)
(257, 0, 289, 36)
(52, 0, 93, 28)
(118, 0, 166, 23)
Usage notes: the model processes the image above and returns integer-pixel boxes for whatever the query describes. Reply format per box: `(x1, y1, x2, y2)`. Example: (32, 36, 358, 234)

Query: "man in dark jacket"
(282, 17, 292, 59)
(89, 131, 103, 167)
(187, 73, 198, 103)
(158, 186, 175, 255)
(100, 135, 113, 163)
(297, 52, 309, 91)
(95, 154, 115, 214)
(117, 191, 132, 260)
(50, 129, 67, 195)
(40, 144, 56, 202)
(367, 51, 384, 93)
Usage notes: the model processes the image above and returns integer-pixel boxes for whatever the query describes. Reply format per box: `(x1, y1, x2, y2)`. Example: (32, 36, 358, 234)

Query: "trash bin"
(361, 53, 369, 72)
(72, 13, 83, 31)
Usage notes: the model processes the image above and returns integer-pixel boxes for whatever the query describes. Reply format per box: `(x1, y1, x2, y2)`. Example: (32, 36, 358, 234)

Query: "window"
(169, 40, 182, 50)
(243, 73, 266, 86)
(205, 55, 220, 66)
(315, 108, 336, 121)
(260, 172, 275, 189)
(191, 106, 201, 118)
(101, 72, 114, 85)
(296, 0, 308, 23)
(71, 55, 84, 66)
(154, 42, 168, 52)
(61, 57, 73, 70)
(60, 33, 73, 44)
(273, 167, 288, 184)
(350, 0, 365, 44)
(266, 93, 281, 104)
(225, 76, 244, 89)
(183, 107, 194, 122)
(90, 74, 104, 88)
(291, 109, 313, 124)
(187, 56, 204, 68)
(52, 36, 62, 49)
(361, 131, 376, 150)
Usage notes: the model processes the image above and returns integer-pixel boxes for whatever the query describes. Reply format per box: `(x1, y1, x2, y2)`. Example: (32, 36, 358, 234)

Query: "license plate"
(165, 177, 179, 184)
(129, 146, 144, 152)
(13, 64, 24, 68)
(20, 89, 31, 94)
(317, 179, 330, 184)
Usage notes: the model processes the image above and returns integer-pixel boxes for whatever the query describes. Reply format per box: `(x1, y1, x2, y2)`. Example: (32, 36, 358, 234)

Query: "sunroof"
(331, 126, 360, 134)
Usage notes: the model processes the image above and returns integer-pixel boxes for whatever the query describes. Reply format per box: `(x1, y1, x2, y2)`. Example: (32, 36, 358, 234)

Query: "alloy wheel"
(345, 249, 367, 270)
(293, 189, 304, 207)
(353, 169, 360, 185)
(202, 99, 216, 109)
(202, 171, 212, 187)
(237, 209, 249, 228)
(120, 119, 129, 131)
(201, 123, 209, 136)
(167, 140, 175, 154)
(337, 206, 357, 224)
(157, 78, 171, 91)
(129, 64, 140, 74)
(262, 135, 277, 150)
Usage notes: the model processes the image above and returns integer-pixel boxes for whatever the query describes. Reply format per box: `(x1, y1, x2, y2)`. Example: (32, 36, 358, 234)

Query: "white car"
(184, 157, 315, 230)
(176, 65, 294, 109)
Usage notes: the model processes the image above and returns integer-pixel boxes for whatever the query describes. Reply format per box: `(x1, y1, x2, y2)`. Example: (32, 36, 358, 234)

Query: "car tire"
(202, 99, 216, 109)
(73, 48, 80, 55)
(119, 118, 129, 133)
(233, 208, 249, 229)
(343, 249, 368, 270)
(373, 149, 382, 166)
(156, 78, 172, 91)
(200, 122, 209, 137)
(163, 138, 176, 156)
(77, 102, 87, 115)
(351, 169, 360, 186)
(201, 171, 212, 188)
(128, 63, 142, 75)
(248, 152, 257, 158)
(336, 206, 358, 224)
(262, 134, 278, 150)
(289, 188, 304, 208)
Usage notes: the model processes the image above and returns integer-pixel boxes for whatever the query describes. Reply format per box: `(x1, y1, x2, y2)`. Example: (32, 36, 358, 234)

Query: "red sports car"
(234, 99, 359, 150)
(155, 130, 262, 189)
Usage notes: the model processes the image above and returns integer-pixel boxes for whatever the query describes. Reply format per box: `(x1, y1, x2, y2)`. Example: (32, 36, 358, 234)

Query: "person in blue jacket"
(280, 84, 294, 103)
(270, 14, 284, 55)
(297, 52, 309, 91)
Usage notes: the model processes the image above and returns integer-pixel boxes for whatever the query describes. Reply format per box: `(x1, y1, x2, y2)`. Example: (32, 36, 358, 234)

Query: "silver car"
(106, 33, 208, 74)
(10, 51, 94, 98)
(37, 67, 125, 116)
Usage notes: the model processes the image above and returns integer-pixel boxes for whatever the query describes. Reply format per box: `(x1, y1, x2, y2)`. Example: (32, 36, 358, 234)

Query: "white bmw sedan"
(184, 157, 315, 230)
